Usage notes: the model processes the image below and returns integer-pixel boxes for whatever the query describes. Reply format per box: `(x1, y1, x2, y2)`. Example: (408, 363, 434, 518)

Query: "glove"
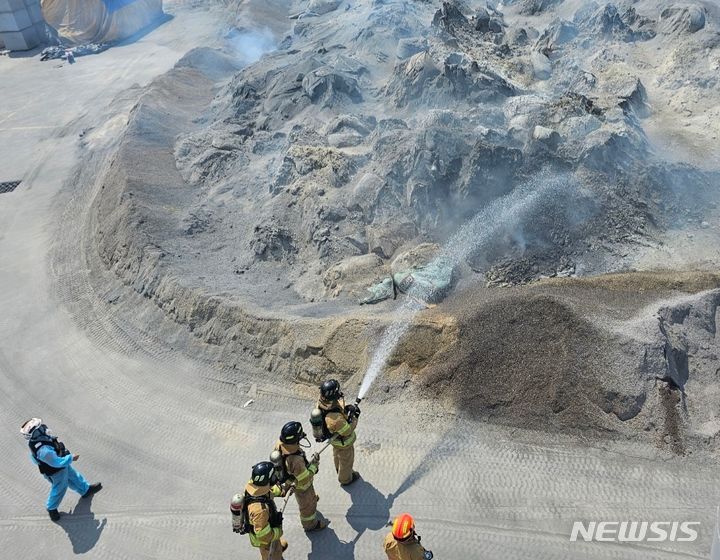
(345, 404, 361, 419)
(271, 484, 283, 498)
(424, 552, 433, 560)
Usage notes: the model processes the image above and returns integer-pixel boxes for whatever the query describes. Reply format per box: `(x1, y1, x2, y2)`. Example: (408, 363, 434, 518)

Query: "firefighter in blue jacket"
(21, 418, 102, 521)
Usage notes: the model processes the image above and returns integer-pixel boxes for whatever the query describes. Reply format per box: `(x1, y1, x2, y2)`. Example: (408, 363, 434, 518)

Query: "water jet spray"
(357, 173, 571, 401)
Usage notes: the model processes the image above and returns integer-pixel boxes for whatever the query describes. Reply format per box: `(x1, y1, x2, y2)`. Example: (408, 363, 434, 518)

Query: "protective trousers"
(44, 466, 90, 510)
(333, 444, 355, 485)
(295, 486, 319, 529)
(258, 538, 287, 560)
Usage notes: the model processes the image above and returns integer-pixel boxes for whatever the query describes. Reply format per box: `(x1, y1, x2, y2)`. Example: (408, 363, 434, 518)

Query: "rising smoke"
(226, 27, 276, 66)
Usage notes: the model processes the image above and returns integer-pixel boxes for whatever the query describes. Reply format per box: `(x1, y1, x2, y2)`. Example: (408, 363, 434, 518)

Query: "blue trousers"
(43, 466, 90, 511)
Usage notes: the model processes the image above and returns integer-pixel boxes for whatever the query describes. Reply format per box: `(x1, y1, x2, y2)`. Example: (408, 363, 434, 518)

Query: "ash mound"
(89, 0, 720, 445)
(166, 0, 719, 303)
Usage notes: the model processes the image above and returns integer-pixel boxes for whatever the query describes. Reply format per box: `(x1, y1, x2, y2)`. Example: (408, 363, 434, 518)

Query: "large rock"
(325, 114, 375, 147)
(391, 243, 441, 274)
(323, 253, 386, 297)
(531, 50, 552, 80)
(615, 76, 649, 118)
(506, 27, 530, 46)
(324, 114, 376, 137)
(474, 7, 503, 33)
(251, 223, 297, 262)
(302, 67, 363, 107)
(558, 115, 602, 142)
(396, 37, 428, 60)
(432, 1, 469, 33)
(533, 125, 561, 150)
(308, 0, 341, 15)
(535, 19, 578, 52)
(660, 5, 706, 35)
(385, 51, 441, 106)
(368, 221, 417, 259)
(387, 50, 515, 107)
(574, 3, 655, 42)
(519, 0, 563, 16)
(347, 173, 385, 215)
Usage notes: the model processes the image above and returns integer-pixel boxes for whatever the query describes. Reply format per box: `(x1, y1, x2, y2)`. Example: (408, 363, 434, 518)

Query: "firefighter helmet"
(280, 421, 306, 444)
(392, 513, 415, 540)
(251, 461, 276, 486)
(319, 379, 342, 401)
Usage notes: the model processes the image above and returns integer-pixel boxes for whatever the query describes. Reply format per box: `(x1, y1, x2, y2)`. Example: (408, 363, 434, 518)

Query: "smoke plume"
(226, 27, 276, 66)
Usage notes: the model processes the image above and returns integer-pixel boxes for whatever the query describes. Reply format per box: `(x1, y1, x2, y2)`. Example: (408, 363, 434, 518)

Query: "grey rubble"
(91, 0, 720, 450)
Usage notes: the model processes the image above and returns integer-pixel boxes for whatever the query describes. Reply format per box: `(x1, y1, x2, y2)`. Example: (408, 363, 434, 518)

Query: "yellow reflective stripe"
(336, 421, 353, 436)
(248, 533, 262, 547)
(331, 431, 356, 448)
(255, 524, 272, 539)
(301, 512, 317, 522)
(295, 468, 313, 491)
(296, 469, 312, 482)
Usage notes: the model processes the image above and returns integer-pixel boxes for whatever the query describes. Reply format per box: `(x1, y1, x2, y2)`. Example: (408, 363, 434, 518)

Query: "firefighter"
(273, 421, 328, 532)
(241, 461, 287, 560)
(384, 513, 433, 560)
(20, 418, 102, 521)
(315, 379, 360, 486)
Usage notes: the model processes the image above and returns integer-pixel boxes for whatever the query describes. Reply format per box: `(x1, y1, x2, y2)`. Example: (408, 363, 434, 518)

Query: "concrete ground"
(0, 2, 719, 559)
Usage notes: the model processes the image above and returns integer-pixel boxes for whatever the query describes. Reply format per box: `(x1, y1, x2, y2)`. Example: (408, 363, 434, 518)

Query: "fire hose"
(268, 485, 295, 556)
(266, 398, 362, 554)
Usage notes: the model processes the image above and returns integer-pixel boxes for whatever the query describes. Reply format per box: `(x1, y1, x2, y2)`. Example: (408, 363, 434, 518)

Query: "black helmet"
(251, 461, 276, 486)
(280, 421, 306, 444)
(320, 379, 342, 401)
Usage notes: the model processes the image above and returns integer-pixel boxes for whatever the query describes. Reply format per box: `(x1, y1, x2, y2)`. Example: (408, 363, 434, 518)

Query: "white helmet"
(20, 418, 43, 440)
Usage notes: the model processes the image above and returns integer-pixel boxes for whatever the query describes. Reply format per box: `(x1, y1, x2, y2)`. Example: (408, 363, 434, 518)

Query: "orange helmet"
(392, 513, 415, 540)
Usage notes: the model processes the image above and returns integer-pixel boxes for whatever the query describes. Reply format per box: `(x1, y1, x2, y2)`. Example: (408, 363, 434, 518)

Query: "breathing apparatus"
(310, 395, 362, 456)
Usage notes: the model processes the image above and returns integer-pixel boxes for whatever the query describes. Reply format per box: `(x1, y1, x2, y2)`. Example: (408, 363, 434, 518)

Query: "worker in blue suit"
(21, 418, 102, 521)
